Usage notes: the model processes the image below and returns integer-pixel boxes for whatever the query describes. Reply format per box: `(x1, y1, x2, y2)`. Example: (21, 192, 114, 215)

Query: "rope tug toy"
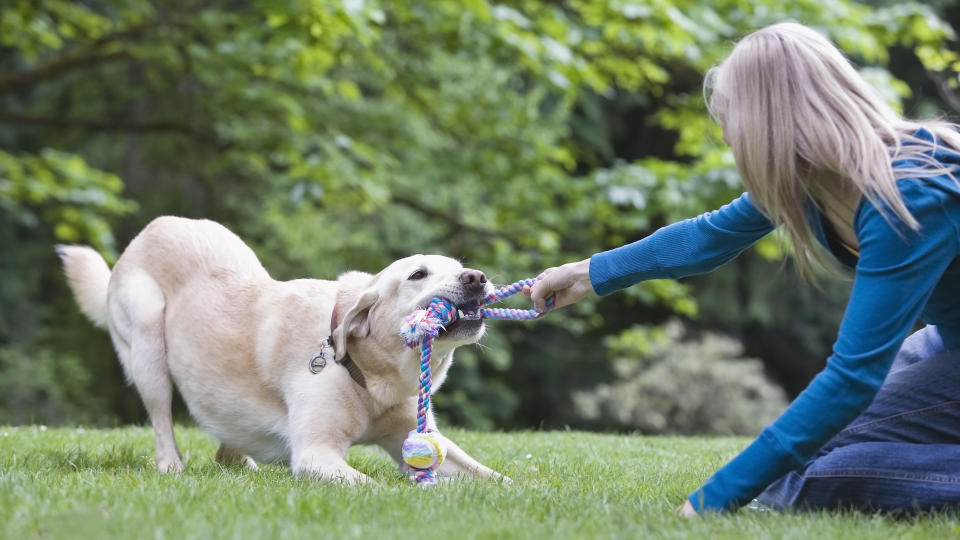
(397, 278, 552, 485)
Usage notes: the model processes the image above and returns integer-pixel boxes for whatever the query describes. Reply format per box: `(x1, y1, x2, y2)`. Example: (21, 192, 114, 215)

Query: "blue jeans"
(757, 325, 960, 513)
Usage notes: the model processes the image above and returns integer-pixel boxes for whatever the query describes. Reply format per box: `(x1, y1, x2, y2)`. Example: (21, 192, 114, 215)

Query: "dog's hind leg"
(110, 271, 183, 474)
(215, 443, 259, 471)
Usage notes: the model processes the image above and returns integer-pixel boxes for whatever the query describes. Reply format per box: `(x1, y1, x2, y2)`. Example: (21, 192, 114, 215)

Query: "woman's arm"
(689, 179, 960, 512)
(527, 193, 773, 310)
(589, 192, 774, 295)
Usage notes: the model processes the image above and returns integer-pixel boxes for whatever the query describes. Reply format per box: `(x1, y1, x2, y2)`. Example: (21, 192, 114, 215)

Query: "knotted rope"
(397, 278, 551, 485)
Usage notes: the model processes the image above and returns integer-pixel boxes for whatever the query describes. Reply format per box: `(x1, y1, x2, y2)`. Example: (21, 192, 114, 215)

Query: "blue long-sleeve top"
(589, 132, 960, 512)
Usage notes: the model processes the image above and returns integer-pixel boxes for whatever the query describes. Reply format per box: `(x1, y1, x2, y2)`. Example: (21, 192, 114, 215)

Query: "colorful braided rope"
(463, 278, 552, 321)
(398, 278, 551, 485)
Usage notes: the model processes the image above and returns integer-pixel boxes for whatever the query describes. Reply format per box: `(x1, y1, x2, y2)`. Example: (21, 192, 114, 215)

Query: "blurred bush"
(0, 347, 107, 425)
(574, 320, 787, 435)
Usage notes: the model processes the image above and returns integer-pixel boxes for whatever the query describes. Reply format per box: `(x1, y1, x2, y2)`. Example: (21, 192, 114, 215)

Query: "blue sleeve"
(689, 179, 960, 512)
(588, 193, 774, 296)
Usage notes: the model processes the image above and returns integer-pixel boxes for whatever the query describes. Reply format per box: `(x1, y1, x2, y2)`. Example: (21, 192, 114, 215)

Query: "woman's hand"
(523, 258, 594, 312)
(677, 500, 698, 518)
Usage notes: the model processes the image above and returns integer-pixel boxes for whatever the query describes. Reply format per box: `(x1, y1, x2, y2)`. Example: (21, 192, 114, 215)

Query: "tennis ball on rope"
(402, 429, 446, 470)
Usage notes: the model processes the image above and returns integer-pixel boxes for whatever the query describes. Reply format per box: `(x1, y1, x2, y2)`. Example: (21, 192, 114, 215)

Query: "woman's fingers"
(529, 277, 554, 312)
(527, 258, 592, 311)
(677, 500, 698, 517)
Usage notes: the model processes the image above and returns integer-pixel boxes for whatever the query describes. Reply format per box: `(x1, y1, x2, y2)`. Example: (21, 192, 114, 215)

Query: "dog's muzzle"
(436, 296, 485, 339)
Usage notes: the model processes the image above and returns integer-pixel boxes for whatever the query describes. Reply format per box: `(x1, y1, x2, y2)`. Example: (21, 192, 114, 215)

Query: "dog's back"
(113, 216, 269, 294)
(59, 216, 270, 322)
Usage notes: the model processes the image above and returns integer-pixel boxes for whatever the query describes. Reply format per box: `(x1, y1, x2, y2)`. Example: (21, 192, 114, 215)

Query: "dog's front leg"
(286, 375, 372, 484)
(370, 398, 509, 482)
(437, 435, 509, 482)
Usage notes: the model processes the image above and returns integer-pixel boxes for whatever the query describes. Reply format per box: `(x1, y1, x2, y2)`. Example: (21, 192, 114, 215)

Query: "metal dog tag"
(308, 338, 335, 374)
(308, 352, 327, 374)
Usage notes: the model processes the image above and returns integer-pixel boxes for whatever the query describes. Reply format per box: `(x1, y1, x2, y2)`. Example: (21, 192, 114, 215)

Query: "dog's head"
(331, 255, 492, 361)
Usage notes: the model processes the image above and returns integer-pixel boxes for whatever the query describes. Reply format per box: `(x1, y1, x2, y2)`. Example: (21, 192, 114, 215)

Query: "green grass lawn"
(1, 426, 958, 539)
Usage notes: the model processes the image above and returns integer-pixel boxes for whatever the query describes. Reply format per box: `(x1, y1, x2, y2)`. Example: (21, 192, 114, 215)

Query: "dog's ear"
(333, 271, 378, 361)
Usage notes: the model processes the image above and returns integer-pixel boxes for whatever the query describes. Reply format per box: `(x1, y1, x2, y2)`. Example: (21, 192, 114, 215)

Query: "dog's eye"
(407, 269, 428, 281)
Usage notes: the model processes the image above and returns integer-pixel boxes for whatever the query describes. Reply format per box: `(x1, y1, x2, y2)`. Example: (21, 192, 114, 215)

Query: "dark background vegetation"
(2, 0, 958, 434)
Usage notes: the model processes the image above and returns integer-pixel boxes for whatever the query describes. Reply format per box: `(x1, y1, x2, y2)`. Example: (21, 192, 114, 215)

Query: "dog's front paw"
(486, 470, 512, 484)
(156, 456, 184, 474)
(292, 459, 372, 484)
(338, 470, 374, 485)
(310, 470, 372, 485)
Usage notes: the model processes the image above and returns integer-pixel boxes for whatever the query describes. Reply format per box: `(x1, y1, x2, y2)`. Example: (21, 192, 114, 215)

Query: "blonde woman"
(527, 22, 960, 514)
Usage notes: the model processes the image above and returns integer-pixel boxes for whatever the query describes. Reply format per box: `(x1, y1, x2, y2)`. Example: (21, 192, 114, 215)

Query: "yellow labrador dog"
(58, 216, 504, 483)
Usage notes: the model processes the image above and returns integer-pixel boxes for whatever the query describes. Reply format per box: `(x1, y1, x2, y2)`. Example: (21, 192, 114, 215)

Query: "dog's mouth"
(457, 298, 483, 318)
(436, 297, 484, 340)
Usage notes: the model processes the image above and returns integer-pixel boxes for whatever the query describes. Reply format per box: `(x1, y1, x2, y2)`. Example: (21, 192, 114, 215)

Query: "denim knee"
(786, 442, 960, 513)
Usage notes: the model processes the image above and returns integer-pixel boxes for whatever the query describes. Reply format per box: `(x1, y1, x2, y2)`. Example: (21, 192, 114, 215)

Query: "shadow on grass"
(7, 438, 437, 488)
(11, 445, 156, 473)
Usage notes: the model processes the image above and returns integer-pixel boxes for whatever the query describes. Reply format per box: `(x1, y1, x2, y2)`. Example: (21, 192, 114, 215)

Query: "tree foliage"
(1, 0, 957, 428)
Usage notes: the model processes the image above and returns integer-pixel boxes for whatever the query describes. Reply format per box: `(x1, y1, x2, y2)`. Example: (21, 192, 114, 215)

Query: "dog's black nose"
(459, 269, 487, 291)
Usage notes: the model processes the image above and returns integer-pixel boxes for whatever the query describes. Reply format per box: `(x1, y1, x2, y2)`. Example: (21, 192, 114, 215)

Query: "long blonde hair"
(705, 22, 960, 278)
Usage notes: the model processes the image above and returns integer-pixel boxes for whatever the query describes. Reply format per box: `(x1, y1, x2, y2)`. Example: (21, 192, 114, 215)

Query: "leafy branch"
(926, 70, 960, 114)
(0, 112, 223, 146)
(391, 193, 523, 249)
(0, 22, 156, 95)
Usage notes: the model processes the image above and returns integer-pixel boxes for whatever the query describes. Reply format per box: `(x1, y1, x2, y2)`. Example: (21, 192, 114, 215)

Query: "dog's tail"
(56, 245, 112, 329)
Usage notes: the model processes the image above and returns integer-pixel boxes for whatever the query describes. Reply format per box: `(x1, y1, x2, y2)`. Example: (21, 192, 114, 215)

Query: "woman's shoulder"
(894, 169, 960, 204)
(889, 125, 960, 204)
(893, 126, 960, 171)
(856, 173, 960, 237)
